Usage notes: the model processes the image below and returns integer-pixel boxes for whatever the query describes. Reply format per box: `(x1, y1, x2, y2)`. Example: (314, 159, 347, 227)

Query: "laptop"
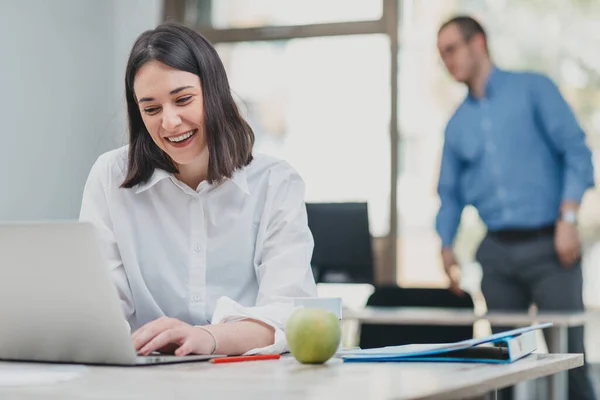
(0, 221, 225, 366)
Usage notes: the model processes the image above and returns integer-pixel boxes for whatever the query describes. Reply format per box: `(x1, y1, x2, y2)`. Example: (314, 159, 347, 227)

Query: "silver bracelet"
(195, 326, 218, 355)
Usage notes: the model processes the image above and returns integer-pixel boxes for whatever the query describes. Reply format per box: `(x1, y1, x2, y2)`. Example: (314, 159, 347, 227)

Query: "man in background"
(435, 15, 595, 400)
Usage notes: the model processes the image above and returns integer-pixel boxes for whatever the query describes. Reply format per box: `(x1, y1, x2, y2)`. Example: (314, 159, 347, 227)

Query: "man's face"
(437, 24, 478, 84)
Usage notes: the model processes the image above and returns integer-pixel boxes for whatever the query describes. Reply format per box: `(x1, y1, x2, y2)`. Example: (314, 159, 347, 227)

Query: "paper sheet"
(0, 364, 87, 386)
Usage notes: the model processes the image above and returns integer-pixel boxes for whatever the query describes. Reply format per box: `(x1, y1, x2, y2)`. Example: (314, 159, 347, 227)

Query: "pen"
(210, 354, 281, 364)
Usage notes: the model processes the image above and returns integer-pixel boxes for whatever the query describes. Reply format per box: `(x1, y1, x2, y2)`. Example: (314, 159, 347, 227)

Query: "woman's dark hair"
(121, 22, 254, 188)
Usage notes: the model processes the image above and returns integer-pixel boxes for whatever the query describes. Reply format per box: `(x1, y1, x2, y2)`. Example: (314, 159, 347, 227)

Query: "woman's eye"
(143, 107, 160, 115)
(176, 96, 192, 104)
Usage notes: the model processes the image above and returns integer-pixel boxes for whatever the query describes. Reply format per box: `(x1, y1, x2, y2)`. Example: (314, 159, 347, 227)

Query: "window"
(185, 0, 382, 29)
(217, 35, 391, 236)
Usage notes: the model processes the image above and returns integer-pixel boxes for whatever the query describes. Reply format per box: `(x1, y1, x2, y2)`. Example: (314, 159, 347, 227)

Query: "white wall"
(0, 0, 162, 221)
(112, 0, 164, 146)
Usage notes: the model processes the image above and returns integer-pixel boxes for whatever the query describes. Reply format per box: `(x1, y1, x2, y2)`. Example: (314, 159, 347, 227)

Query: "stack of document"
(341, 323, 552, 364)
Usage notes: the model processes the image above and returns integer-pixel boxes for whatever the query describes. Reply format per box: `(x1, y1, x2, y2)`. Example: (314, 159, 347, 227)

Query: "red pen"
(210, 354, 281, 364)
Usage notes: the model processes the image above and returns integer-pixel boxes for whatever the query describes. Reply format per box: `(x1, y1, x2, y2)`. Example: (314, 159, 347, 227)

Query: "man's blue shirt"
(436, 67, 595, 247)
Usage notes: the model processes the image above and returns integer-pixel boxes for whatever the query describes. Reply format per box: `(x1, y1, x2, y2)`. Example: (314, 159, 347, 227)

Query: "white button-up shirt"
(79, 146, 317, 354)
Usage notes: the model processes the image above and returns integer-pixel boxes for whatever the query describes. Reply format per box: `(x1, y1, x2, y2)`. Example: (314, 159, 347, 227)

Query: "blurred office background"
(2, 0, 599, 365)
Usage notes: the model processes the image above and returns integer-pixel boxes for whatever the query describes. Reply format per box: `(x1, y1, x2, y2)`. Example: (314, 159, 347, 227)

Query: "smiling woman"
(121, 23, 255, 191)
(79, 22, 317, 357)
(131, 61, 209, 189)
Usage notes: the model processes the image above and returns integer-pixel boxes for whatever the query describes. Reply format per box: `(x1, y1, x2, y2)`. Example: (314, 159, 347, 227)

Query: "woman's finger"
(139, 328, 185, 356)
(132, 317, 178, 350)
(174, 338, 195, 356)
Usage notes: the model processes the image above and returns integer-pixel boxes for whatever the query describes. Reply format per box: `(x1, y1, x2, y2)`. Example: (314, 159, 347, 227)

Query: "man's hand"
(132, 317, 216, 356)
(441, 247, 463, 296)
(555, 220, 581, 268)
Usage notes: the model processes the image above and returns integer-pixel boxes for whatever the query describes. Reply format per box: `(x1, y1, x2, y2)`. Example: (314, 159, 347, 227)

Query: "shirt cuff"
(436, 221, 458, 248)
(210, 296, 298, 355)
(562, 184, 588, 205)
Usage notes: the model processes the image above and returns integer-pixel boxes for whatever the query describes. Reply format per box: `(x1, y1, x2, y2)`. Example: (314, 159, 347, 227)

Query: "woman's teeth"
(168, 130, 195, 143)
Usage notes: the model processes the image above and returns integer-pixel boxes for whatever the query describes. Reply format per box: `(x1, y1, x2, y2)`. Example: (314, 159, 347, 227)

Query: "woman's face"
(134, 60, 206, 166)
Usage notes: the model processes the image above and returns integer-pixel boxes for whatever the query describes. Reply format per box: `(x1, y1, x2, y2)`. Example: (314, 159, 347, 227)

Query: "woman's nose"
(162, 106, 182, 131)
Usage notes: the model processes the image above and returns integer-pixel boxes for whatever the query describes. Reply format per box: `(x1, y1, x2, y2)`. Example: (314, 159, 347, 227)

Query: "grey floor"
(590, 363, 600, 397)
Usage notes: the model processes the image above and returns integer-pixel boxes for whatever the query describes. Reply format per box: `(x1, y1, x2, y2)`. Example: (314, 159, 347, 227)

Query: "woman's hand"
(132, 317, 216, 356)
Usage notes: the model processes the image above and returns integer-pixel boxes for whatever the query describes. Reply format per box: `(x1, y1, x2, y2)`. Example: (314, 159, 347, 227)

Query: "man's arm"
(436, 131, 465, 250)
(532, 74, 595, 208)
(436, 131, 465, 294)
(532, 75, 595, 266)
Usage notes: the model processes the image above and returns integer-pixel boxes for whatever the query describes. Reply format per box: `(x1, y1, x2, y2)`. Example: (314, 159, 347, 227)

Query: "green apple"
(285, 308, 341, 364)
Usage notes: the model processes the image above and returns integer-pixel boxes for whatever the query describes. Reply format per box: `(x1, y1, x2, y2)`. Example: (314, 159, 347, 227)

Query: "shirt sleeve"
(435, 129, 465, 248)
(210, 163, 318, 355)
(532, 74, 595, 203)
(210, 296, 298, 355)
(79, 155, 135, 326)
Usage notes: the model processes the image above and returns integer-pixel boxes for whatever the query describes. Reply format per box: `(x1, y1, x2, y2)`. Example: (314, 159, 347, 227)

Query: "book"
(340, 323, 552, 364)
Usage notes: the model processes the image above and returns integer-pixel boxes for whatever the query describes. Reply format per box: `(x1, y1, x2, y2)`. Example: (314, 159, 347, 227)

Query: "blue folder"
(341, 323, 552, 364)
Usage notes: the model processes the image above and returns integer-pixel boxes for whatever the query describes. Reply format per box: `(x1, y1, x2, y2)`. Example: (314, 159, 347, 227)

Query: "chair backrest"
(305, 202, 374, 284)
(358, 286, 474, 349)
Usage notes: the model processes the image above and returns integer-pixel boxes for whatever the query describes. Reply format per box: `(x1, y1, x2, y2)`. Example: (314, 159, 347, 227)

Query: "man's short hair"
(439, 15, 488, 52)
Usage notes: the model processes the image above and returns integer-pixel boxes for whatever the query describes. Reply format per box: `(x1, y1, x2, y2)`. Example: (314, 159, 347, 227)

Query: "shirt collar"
(134, 169, 172, 194)
(467, 65, 503, 102)
(134, 166, 251, 195)
(230, 167, 250, 195)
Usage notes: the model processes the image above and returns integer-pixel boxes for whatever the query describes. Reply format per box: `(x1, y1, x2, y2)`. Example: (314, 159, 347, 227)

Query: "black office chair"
(359, 286, 475, 349)
(305, 202, 374, 284)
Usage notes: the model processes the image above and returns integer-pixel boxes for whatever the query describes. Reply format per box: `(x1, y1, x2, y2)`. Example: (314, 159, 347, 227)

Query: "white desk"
(343, 306, 592, 400)
(0, 354, 582, 400)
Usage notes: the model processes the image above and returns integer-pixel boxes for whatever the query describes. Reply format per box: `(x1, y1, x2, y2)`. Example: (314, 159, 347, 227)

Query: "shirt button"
(193, 244, 202, 252)
(192, 295, 201, 302)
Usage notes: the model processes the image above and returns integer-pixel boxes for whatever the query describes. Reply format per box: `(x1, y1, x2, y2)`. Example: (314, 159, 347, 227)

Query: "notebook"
(341, 323, 552, 364)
